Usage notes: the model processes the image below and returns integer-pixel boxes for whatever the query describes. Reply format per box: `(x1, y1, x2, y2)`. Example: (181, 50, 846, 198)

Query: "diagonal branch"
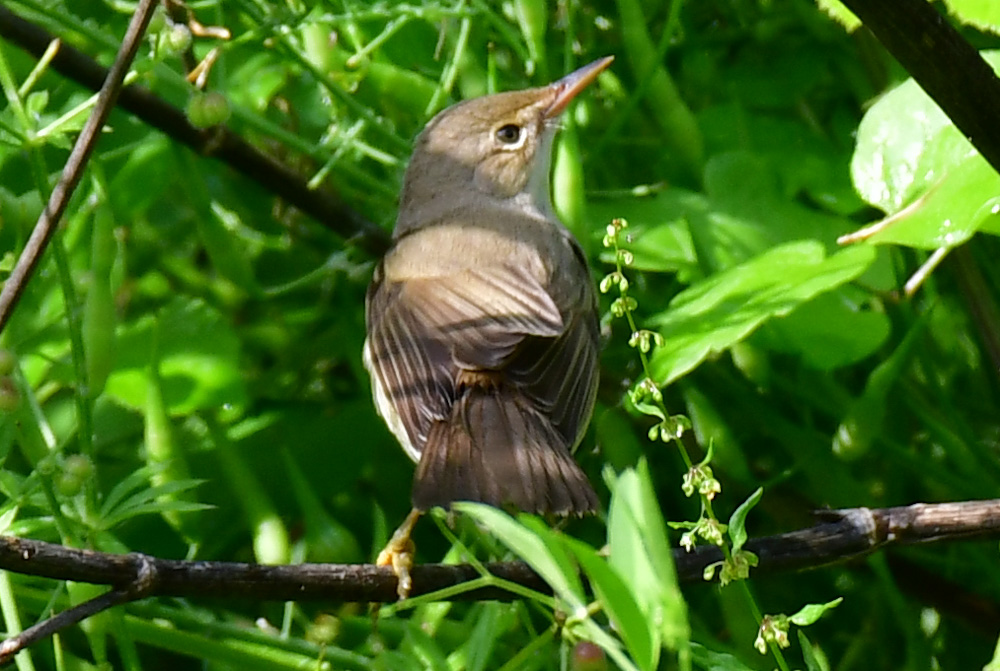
(837, 0, 1000, 176)
(0, 554, 158, 664)
(0, 0, 159, 332)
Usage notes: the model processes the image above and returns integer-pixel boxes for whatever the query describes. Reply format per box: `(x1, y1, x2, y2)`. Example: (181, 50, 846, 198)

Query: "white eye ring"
(495, 123, 525, 148)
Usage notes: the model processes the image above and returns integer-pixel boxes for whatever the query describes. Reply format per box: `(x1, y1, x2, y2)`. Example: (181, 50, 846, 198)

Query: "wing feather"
(365, 257, 577, 461)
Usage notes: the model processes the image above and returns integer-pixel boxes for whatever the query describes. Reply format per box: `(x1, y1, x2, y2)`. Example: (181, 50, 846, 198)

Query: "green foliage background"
(1, 0, 1000, 669)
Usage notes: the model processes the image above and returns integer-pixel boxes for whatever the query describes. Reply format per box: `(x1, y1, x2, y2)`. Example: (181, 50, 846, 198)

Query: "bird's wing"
(505, 240, 600, 450)
(365, 261, 564, 457)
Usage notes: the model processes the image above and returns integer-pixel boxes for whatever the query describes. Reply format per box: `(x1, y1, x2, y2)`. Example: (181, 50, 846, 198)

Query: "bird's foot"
(376, 509, 422, 600)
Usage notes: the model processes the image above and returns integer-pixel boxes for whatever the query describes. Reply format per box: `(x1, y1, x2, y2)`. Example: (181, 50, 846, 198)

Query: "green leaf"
(943, 0, 1000, 33)
(815, 0, 861, 30)
(789, 598, 843, 626)
(689, 642, 757, 670)
(849, 51, 1000, 248)
(607, 461, 690, 655)
(100, 472, 209, 529)
(463, 602, 507, 671)
(649, 241, 876, 385)
(832, 311, 931, 460)
(454, 503, 585, 610)
(0, 505, 18, 536)
(519, 515, 588, 605)
(564, 537, 658, 671)
(851, 74, 971, 215)
(591, 190, 700, 276)
(105, 298, 247, 415)
(727, 487, 763, 552)
(799, 630, 832, 671)
(863, 152, 1000, 249)
(756, 291, 891, 370)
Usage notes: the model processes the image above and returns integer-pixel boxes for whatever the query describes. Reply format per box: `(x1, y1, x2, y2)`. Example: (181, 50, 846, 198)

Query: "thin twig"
(0, 555, 158, 664)
(0, 0, 158, 332)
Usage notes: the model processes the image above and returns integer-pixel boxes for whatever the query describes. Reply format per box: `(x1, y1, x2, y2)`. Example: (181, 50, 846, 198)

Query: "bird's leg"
(376, 508, 422, 600)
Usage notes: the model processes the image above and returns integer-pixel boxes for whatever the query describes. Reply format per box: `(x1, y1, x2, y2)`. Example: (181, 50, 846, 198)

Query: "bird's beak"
(545, 56, 614, 118)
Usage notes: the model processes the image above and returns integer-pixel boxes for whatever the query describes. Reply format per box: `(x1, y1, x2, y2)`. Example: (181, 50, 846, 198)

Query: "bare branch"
(0, 555, 158, 664)
(0, 499, 997, 656)
(0, 499, 995, 597)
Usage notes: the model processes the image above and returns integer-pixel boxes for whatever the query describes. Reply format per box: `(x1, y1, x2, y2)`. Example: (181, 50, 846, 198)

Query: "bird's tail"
(411, 384, 598, 515)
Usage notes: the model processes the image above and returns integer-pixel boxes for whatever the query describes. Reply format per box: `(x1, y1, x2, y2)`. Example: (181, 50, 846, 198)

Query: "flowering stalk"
(600, 218, 789, 671)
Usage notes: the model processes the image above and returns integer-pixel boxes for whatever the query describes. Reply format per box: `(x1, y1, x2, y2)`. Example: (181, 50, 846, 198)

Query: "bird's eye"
(495, 124, 522, 144)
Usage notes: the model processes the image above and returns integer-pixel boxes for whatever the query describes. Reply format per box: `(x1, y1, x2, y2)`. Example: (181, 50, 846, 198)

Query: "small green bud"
(163, 23, 192, 53)
(55, 472, 84, 498)
(186, 91, 231, 128)
(0, 377, 20, 413)
(64, 454, 95, 481)
(305, 613, 340, 645)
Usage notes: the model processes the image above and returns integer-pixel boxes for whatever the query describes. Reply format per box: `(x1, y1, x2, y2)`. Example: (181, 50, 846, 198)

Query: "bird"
(363, 57, 612, 597)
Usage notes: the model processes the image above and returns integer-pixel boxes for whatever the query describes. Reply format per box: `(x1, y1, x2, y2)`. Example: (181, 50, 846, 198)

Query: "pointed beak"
(545, 56, 614, 118)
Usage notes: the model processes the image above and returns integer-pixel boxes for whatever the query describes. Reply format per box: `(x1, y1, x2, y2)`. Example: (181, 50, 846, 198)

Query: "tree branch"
(0, 499, 995, 601)
(0, 554, 158, 664)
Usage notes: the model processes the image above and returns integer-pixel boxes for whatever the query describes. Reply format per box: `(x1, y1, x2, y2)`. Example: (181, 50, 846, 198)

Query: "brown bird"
(364, 57, 612, 595)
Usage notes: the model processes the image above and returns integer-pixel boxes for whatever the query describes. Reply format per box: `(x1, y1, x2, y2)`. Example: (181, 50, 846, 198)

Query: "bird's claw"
(377, 509, 421, 600)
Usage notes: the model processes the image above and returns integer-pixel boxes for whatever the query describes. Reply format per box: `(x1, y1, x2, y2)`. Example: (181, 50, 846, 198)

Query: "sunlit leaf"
(649, 241, 876, 385)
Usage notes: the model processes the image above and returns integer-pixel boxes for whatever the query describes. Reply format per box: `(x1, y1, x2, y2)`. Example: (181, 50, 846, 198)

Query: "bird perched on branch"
(364, 57, 612, 597)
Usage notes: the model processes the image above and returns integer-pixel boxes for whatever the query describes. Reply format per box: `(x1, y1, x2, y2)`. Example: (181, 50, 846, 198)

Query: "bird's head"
(396, 57, 613, 233)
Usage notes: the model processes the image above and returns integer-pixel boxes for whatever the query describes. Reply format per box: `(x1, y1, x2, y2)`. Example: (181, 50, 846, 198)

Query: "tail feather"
(412, 386, 598, 515)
